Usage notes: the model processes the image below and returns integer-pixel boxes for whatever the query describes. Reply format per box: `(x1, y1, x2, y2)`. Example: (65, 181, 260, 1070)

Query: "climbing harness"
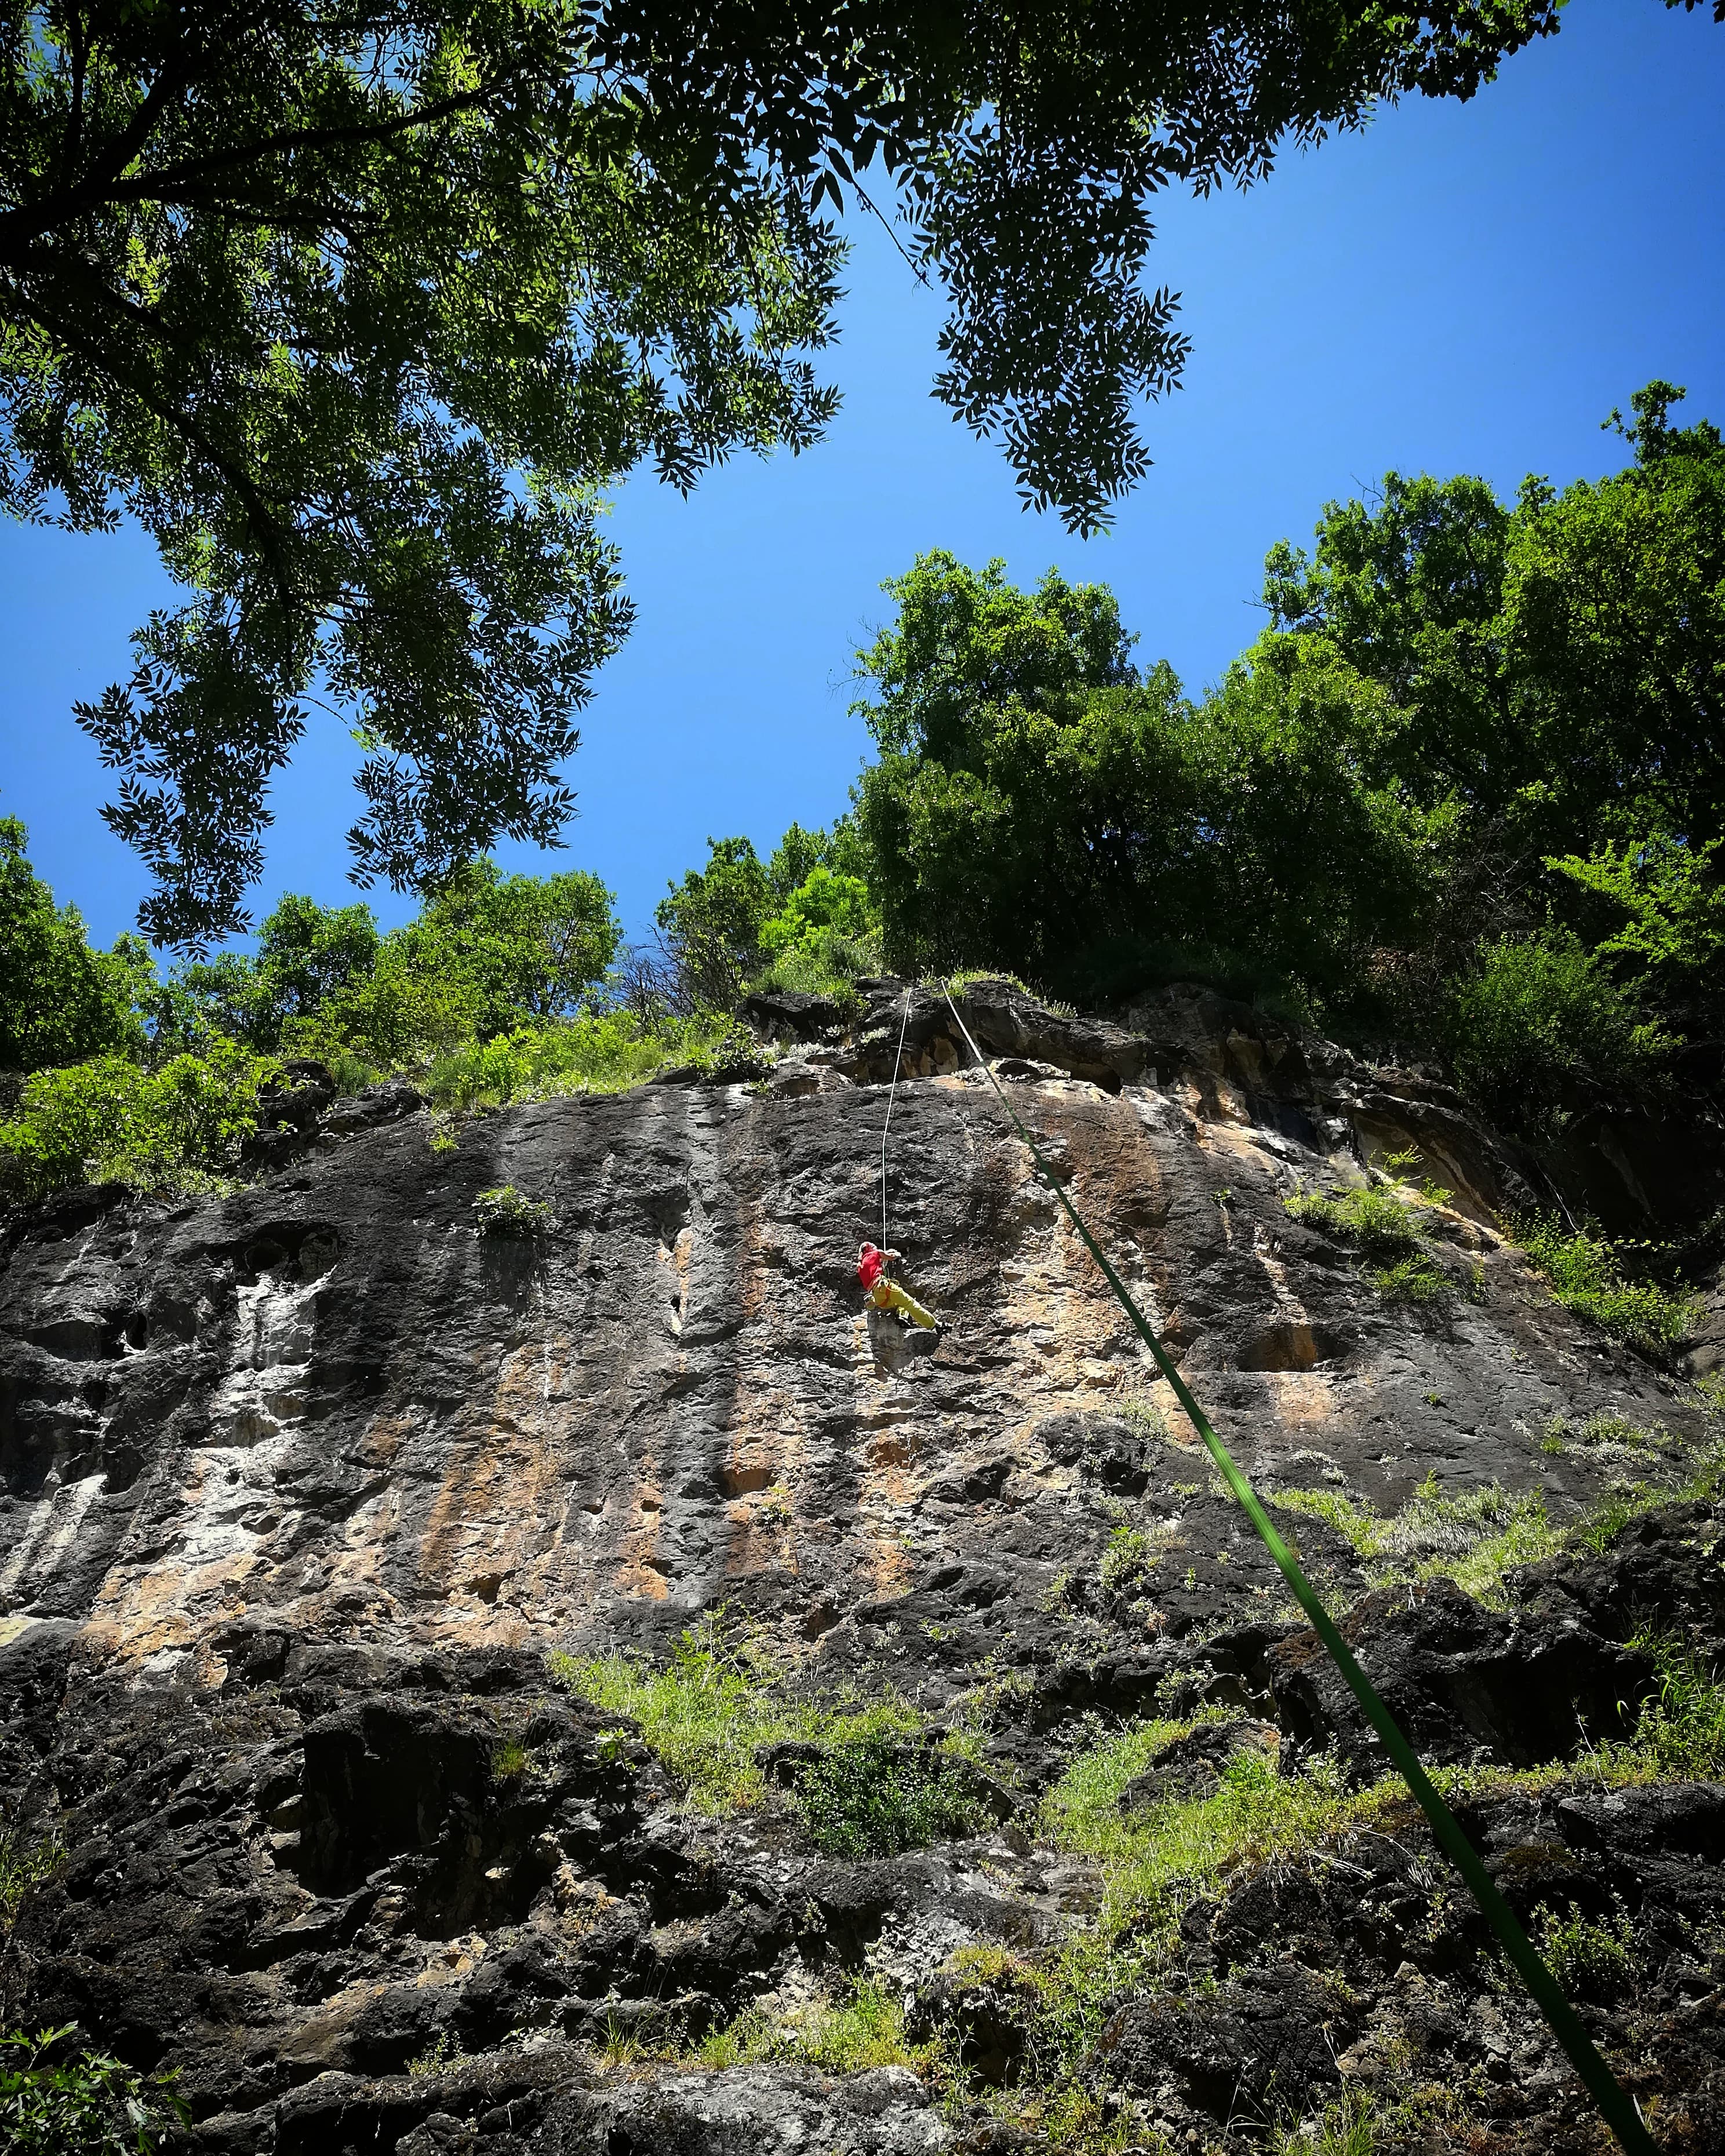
(879, 986, 913, 1252)
(941, 985, 1657, 2156)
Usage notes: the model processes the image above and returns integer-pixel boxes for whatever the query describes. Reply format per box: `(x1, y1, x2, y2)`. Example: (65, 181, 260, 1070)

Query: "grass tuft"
(1271, 2087, 1382, 2155)
(1272, 1474, 1555, 1602)
(697, 1977, 927, 2075)
(548, 1616, 926, 1819)
(1284, 1181, 1428, 1262)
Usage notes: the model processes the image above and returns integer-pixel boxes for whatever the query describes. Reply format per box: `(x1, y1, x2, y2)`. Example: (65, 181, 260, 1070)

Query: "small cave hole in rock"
(288, 1703, 553, 1934)
(720, 1463, 774, 1496)
(1237, 1322, 1345, 1373)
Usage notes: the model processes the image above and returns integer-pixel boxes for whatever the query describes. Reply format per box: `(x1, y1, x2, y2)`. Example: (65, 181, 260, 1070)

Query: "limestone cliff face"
(1, 981, 1699, 1671)
(1, 982, 1720, 2154)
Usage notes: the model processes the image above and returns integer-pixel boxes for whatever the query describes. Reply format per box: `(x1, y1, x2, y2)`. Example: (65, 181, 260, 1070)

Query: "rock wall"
(1, 981, 1720, 2153)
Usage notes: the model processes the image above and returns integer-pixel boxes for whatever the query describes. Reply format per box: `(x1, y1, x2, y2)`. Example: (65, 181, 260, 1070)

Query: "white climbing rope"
(879, 986, 912, 1250)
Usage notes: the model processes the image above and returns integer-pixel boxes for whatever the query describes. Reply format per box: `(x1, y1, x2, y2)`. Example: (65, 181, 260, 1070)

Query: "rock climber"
(856, 1241, 942, 1341)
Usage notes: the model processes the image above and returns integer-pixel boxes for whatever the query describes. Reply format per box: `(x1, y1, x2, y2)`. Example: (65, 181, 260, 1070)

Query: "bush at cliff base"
(0, 1041, 280, 1199)
(1, 2025, 186, 2155)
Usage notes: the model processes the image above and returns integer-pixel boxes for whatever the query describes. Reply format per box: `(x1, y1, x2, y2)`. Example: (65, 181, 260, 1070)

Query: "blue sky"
(2, 2, 1722, 952)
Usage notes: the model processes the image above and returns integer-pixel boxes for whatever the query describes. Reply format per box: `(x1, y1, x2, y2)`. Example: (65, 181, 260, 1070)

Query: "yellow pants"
(868, 1277, 937, 1330)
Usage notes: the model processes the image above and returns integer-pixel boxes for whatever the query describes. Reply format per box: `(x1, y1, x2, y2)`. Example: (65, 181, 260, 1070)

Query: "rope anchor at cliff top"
(938, 981, 1658, 2156)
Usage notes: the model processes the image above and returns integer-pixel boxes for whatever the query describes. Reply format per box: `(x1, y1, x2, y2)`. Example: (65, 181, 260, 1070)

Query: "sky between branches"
(1, 0, 1721, 953)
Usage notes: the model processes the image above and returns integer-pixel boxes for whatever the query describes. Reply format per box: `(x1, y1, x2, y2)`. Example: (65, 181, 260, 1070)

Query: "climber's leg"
(882, 1280, 937, 1330)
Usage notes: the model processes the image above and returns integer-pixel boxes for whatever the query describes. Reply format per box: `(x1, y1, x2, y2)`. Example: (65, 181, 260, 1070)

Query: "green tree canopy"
(1262, 382, 1725, 866)
(2, 0, 1577, 946)
(0, 817, 150, 1069)
(852, 554, 1438, 1003)
(654, 836, 775, 1010)
(850, 386, 1725, 1134)
(155, 860, 617, 1061)
(391, 857, 618, 1035)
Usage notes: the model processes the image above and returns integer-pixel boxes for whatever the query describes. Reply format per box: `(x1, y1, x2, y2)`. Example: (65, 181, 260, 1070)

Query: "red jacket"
(857, 1243, 886, 1291)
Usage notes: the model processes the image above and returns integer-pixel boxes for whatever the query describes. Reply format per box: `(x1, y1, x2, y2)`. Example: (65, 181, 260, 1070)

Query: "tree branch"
(17, 279, 300, 619)
(111, 78, 509, 202)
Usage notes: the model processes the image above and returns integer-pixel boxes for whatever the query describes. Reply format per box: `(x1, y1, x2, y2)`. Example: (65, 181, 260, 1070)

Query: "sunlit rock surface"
(2, 981, 1720, 2153)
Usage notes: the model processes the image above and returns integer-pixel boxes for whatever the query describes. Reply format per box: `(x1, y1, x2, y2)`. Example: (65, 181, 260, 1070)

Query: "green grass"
(425, 1010, 740, 1110)
(697, 1977, 928, 2075)
(976, 1667, 1725, 2144)
(1271, 1474, 1557, 1602)
(1270, 2088, 1382, 2156)
(1509, 1214, 1695, 1356)
(490, 1739, 530, 1784)
(1541, 1409, 1669, 1460)
(1285, 1180, 1472, 1314)
(1594, 1635, 1725, 1781)
(943, 968, 1078, 1018)
(1274, 1431, 1725, 1604)
(1043, 1732, 1356, 1952)
(873, 1735, 1368, 2140)
(548, 1616, 927, 1819)
(1367, 1252, 1456, 1310)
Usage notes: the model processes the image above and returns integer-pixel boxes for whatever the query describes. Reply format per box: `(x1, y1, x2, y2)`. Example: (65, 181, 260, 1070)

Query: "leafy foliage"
(161, 864, 620, 1065)
(851, 553, 1442, 1005)
(151, 893, 383, 1054)
(1283, 1181, 1428, 1261)
(5, 4, 1566, 940)
(0, 821, 150, 1072)
(1511, 1215, 1695, 1356)
(654, 837, 777, 1012)
(472, 1185, 554, 1237)
(845, 388, 1725, 1140)
(650, 821, 874, 1011)
(3, 3, 849, 946)
(0, 2026, 187, 2156)
(0, 1830, 58, 1942)
(697, 1977, 924, 2077)
(0, 1041, 279, 1198)
(796, 1734, 982, 1858)
(1445, 927, 1671, 1134)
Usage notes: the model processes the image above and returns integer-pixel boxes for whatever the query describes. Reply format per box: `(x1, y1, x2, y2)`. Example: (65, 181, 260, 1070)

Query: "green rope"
(941, 987, 1658, 2156)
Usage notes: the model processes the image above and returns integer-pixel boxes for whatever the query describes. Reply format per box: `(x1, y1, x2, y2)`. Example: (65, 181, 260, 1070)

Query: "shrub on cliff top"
(0, 1041, 279, 1199)
(426, 1010, 731, 1109)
